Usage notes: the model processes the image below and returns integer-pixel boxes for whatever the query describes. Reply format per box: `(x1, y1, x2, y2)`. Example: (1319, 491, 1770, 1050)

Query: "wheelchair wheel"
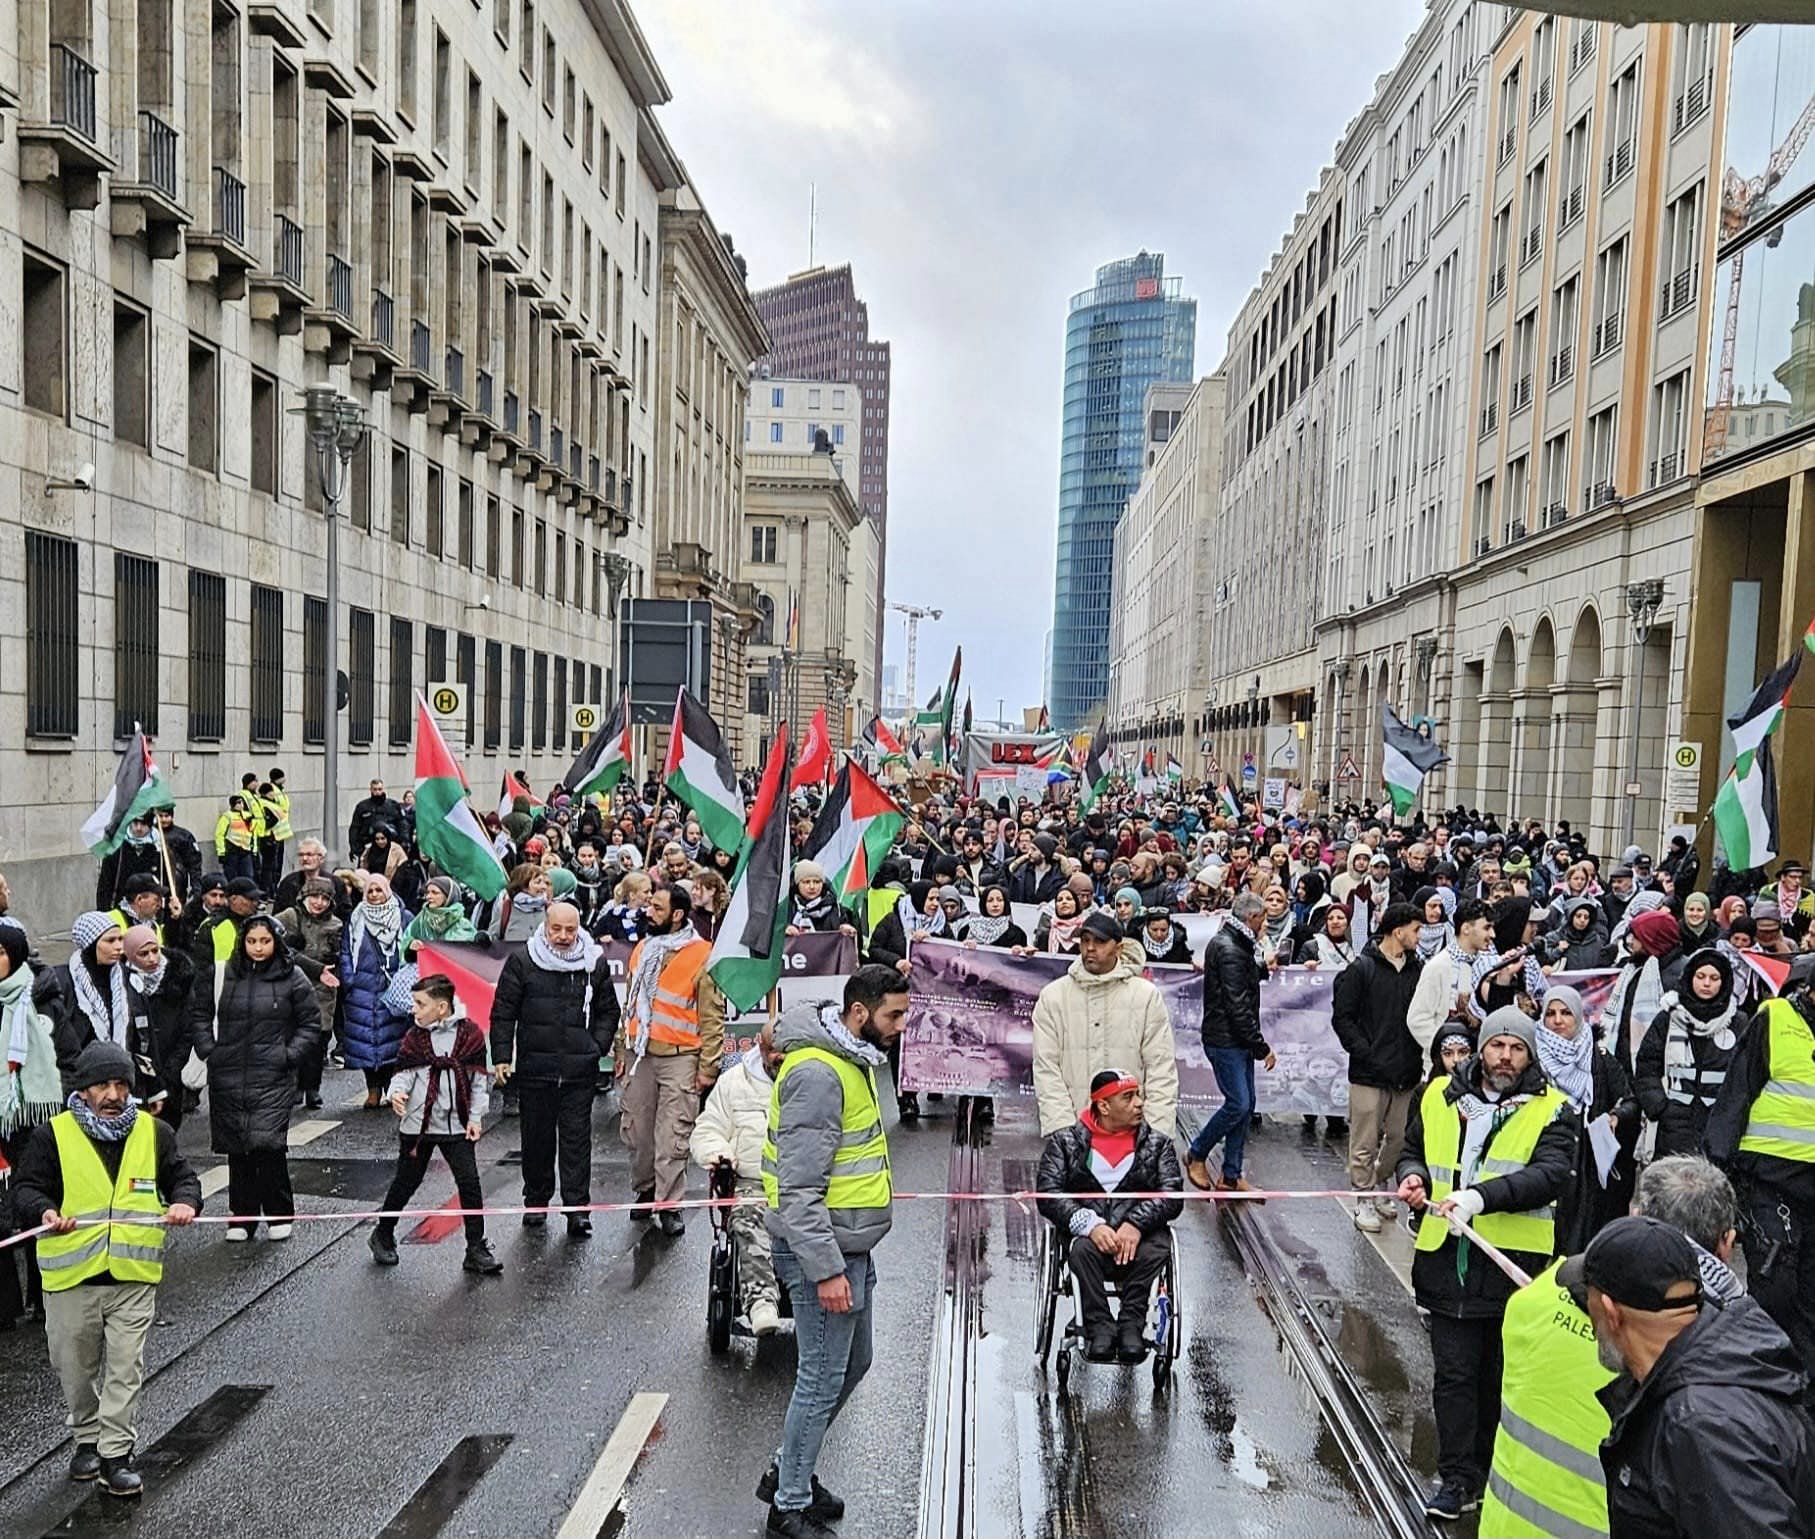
(1033, 1231, 1058, 1364)
(707, 1238, 738, 1356)
(1055, 1342, 1073, 1394)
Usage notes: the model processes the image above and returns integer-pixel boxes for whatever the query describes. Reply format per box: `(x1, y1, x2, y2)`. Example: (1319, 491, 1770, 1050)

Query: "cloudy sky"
(638, 0, 1426, 721)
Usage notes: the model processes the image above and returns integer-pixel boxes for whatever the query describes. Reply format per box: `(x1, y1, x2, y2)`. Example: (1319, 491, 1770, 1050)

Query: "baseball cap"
(1079, 911, 1122, 943)
(1560, 1215, 1703, 1312)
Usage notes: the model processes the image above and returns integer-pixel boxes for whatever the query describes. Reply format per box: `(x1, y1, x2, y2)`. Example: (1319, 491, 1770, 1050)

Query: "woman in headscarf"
(1633, 949, 1748, 1160)
(1678, 891, 1718, 951)
(1412, 886, 1455, 962)
(957, 886, 1027, 950)
(402, 876, 479, 955)
(360, 826, 406, 879)
(1540, 896, 1613, 971)
(33, 911, 163, 1109)
(1111, 886, 1143, 933)
(121, 924, 203, 1127)
(340, 874, 413, 1107)
(195, 915, 322, 1240)
(1291, 871, 1330, 940)
(1031, 876, 1094, 956)
(786, 860, 858, 936)
(1603, 908, 1687, 1073)
(1132, 907, 1193, 965)
(1260, 883, 1297, 964)
(1309, 902, 1359, 972)
(0, 920, 58, 1326)
(1539, 984, 1638, 1254)
(274, 878, 344, 1111)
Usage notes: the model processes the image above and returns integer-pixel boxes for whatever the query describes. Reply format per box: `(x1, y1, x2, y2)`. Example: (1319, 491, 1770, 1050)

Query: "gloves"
(1444, 1186, 1486, 1235)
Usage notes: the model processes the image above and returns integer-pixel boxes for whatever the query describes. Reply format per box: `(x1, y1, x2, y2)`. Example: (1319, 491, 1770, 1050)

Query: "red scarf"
(1080, 1105, 1136, 1170)
(394, 1017, 489, 1153)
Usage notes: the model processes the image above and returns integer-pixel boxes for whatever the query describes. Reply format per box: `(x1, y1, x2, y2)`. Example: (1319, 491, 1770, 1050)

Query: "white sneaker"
(224, 1227, 252, 1243)
(265, 1223, 293, 1242)
(749, 1299, 781, 1336)
(1375, 1197, 1400, 1218)
(1352, 1204, 1382, 1233)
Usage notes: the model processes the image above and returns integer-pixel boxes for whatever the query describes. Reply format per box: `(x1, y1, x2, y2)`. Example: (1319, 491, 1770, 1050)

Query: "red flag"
(792, 706, 833, 789)
(747, 723, 791, 848)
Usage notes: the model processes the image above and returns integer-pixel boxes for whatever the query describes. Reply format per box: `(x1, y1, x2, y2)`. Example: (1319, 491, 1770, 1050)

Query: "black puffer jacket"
(1330, 939, 1423, 1091)
(1396, 1058, 1580, 1318)
(1599, 1296, 1814, 1539)
(1633, 951, 1749, 1160)
(488, 949, 619, 1083)
(34, 957, 164, 1105)
(1036, 1117, 1184, 1235)
(127, 947, 204, 1086)
(195, 956, 323, 1156)
(1200, 921, 1270, 1059)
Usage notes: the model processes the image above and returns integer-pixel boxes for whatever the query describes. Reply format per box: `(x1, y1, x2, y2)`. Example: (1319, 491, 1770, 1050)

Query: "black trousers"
(377, 1134, 486, 1244)
(227, 1152, 294, 1223)
(1428, 1311, 1504, 1491)
(1067, 1230, 1170, 1333)
(518, 1079, 593, 1208)
(1747, 1193, 1815, 1403)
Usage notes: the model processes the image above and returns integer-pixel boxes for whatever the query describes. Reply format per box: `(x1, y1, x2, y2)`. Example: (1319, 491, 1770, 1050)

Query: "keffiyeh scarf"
(620, 926, 693, 1057)
(72, 958, 132, 1049)
(65, 1090, 139, 1143)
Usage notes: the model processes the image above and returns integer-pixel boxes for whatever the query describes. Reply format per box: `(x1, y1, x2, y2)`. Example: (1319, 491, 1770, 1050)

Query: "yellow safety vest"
(264, 789, 293, 843)
(1738, 998, 1815, 1165)
(245, 797, 268, 841)
(762, 1046, 891, 1213)
(204, 915, 238, 964)
(1480, 1259, 1613, 1538)
(109, 908, 165, 947)
(215, 811, 254, 854)
(36, 1112, 167, 1290)
(1415, 1079, 1567, 1258)
(865, 887, 901, 941)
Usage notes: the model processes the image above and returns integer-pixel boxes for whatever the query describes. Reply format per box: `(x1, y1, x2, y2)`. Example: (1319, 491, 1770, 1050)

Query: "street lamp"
(298, 386, 368, 861)
(1623, 578, 1666, 848)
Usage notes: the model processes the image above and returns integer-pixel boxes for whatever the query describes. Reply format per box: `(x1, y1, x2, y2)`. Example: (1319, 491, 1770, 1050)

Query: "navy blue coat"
(339, 910, 413, 1071)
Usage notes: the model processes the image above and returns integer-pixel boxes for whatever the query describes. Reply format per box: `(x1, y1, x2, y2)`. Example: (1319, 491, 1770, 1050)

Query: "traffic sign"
(1203, 747, 1221, 778)
(1666, 740, 1703, 814)
(572, 702, 601, 734)
(427, 681, 465, 720)
(1335, 753, 1362, 781)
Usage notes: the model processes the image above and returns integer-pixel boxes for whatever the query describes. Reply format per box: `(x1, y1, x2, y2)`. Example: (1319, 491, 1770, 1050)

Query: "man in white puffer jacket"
(691, 1023, 784, 1334)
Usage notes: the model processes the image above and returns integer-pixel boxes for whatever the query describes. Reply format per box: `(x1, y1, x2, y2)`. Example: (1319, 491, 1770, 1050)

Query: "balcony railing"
(214, 166, 246, 245)
(1475, 535, 1493, 557)
(1659, 265, 1697, 321)
(1480, 402, 1499, 437)
(1498, 126, 1517, 166)
(502, 390, 519, 434)
(138, 110, 178, 200)
(1530, 77, 1552, 120)
(1508, 518, 1529, 542)
(1488, 263, 1508, 300)
(372, 288, 394, 349)
(274, 213, 304, 287)
(1511, 373, 1534, 412)
(411, 319, 432, 374)
(1560, 184, 1584, 231)
(51, 43, 97, 143)
(445, 345, 464, 397)
(477, 368, 494, 418)
(527, 408, 543, 452)
(1544, 502, 1569, 528)
(1593, 313, 1623, 357)
(1585, 480, 1618, 510)
(601, 466, 619, 505)
(1521, 226, 1543, 266)
(1604, 138, 1634, 187)
(1673, 74, 1711, 136)
(1549, 346, 1574, 387)
(1651, 450, 1682, 486)
(1571, 32, 1596, 73)
(327, 252, 353, 319)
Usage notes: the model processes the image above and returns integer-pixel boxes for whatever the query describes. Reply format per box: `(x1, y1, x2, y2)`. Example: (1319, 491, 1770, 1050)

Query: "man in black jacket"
(1006, 834, 1064, 906)
(1036, 1068, 1183, 1363)
(1580, 1215, 1814, 1539)
(1332, 901, 1425, 1234)
(1396, 1007, 1579, 1521)
(347, 779, 408, 862)
(951, 829, 1004, 898)
(490, 901, 619, 1238)
(1185, 892, 1276, 1194)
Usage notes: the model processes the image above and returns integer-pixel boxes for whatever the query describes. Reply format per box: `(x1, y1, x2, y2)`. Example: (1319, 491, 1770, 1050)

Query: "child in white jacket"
(690, 1025, 783, 1333)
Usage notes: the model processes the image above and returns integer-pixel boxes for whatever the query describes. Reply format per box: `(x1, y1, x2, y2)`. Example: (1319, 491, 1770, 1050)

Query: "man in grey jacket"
(757, 965, 910, 1539)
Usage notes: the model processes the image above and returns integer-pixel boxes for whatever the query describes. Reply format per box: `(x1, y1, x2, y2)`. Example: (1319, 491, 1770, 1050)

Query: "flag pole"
(644, 785, 669, 867)
(153, 822, 181, 917)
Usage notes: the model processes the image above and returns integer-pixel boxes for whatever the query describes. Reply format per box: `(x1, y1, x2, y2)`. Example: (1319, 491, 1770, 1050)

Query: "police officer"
(1396, 1005, 1580, 1522)
(259, 770, 293, 892)
(1707, 952, 1815, 1390)
(13, 1042, 201, 1497)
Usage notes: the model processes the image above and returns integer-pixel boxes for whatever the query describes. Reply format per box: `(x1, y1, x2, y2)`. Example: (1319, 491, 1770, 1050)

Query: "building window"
(389, 616, 414, 746)
(188, 339, 218, 472)
(425, 624, 448, 693)
(458, 631, 477, 746)
(391, 446, 410, 545)
(458, 480, 475, 569)
(748, 675, 770, 716)
(250, 369, 278, 495)
(249, 583, 283, 745)
(531, 649, 547, 750)
(425, 462, 444, 558)
(22, 531, 78, 739)
(554, 530, 566, 603)
(1650, 369, 1691, 485)
(486, 493, 501, 574)
(187, 569, 227, 742)
(112, 553, 159, 740)
(769, 422, 783, 444)
(113, 301, 149, 448)
(483, 638, 502, 749)
(349, 606, 376, 746)
(511, 506, 525, 587)
(509, 644, 526, 751)
(534, 519, 547, 595)
(552, 656, 567, 755)
(303, 595, 327, 745)
(350, 437, 372, 530)
(397, 0, 417, 120)
(750, 524, 777, 563)
(22, 253, 66, 419)
(432, 27, 450, 158)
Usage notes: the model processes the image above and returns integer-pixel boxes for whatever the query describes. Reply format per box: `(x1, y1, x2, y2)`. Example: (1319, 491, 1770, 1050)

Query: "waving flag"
(1218, 779, 1241, 818)
(82, 729, 165, 857)
(414, 695, 508, 900)
(562, 691, 631, 799)
(1713, 647, 1802, 870)
(1382, 706, 1448, 816)
(939, 647, 963, 757)
(496, 771, 542, 821)
(864, 715, 908, 767)
(664, 689, 745, 854)
(800, 758, 905, 901)
(709, 730, 794, 1010)
(792, 706, 834, 789)
(1078, 730, 1112, 812)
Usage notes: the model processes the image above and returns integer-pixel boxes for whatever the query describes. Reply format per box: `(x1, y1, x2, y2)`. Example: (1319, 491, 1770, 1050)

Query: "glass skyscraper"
(1049, 252, 1196, 733)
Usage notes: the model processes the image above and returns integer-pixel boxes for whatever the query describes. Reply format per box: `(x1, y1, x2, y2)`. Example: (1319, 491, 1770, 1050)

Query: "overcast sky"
(638, 0, 1426, 721)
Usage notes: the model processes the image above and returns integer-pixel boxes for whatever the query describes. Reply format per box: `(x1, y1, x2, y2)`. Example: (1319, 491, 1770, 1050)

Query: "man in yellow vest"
(758, 965, 909, 1539)
(258, 769, 293, 892)
(617, 884, 723, 1237)
(1707, 953, 1815, 1391)
(1396, 1005, 1579, 1523)
(14, 1042, 200, 1499)
(108, 873, 174, 948)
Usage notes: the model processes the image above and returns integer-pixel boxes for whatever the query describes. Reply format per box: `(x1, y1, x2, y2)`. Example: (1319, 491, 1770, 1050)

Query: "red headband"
(1091, 1076, 1140, 1103)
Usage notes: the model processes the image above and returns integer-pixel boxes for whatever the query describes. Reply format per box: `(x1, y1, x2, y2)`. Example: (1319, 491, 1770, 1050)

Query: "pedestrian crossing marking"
(557, 1391, 668, 1539)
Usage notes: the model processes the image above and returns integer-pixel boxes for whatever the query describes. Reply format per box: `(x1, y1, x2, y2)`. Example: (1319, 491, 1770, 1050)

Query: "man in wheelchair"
(1036, 1069, 1184, 1363)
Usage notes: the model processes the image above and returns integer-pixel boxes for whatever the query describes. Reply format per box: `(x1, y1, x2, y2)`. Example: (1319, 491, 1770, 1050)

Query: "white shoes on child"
(750, 1299, 781, 1336)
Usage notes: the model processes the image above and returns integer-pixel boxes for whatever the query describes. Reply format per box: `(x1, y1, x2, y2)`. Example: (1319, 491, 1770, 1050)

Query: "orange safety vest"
(627, 937, 712, 1050)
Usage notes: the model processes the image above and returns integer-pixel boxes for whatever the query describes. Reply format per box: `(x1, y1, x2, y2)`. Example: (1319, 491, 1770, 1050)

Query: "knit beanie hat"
(1480, 1005, 1538, 1057)
(70, 911, 118, 952)
(426, 875, 458, 906)
(71, 1040, 135, 1090)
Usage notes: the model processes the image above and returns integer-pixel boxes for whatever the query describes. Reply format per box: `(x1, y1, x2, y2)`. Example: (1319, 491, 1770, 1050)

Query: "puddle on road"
(1186, 1338, 1275, 1491)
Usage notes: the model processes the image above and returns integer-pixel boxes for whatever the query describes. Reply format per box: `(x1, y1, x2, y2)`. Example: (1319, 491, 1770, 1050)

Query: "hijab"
(349, 877, 405, 960)
(228, 916, 292, 978)
(1535, 984, 1596, 1112)
(960, 887, 1013, 947)
(412, 878, 477, 942)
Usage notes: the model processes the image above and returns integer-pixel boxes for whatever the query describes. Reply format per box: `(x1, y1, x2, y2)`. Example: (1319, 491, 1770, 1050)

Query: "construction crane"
(1706, 89, 1815, 457)
(888, 600, 942, 717)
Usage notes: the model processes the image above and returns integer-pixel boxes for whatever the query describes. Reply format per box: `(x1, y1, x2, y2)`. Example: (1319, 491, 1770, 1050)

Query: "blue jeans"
(1188, 1047, 1257, 1179)
(771, 1238, 875, 1512)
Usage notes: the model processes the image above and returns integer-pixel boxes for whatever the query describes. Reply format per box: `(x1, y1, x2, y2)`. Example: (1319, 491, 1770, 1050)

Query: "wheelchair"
(706, 1159, 792, 1355)
(1033, 1219, 1181, 1392)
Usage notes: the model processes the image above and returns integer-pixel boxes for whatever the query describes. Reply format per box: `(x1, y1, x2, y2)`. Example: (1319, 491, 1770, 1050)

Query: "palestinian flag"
(938, 647, 963, 754)
(82, 729, 165, 857)
(1078, 731, 1112, 812)
(1382, 706, 1448, 816)
(864, 716, 908, 766)
(664, 689, 746, 854)
(792, 705, 833, 789)
(1728, 649, 1801, 762)
(414, 694, 508, 901)
(709, 730, 794, 1010)
(563, 691, 632, 799)
(801, 758, 905, 901)
(1218, 779, 1241, 818)
(1165, 753, 1184, 783)
(417, 940, 513, 1031)
(1739, 948, 1794, 1000)
(961, 691, 973, 739)
(911, 697, 945, 765)
(496, 771, 543, 821)
(1714, 733, 1781, 870)
(1805, 613, 1815, 659)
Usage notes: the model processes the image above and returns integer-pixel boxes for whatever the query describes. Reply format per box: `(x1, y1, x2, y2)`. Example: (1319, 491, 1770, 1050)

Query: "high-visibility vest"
(202, 915, 238, 964)
(625, 937, 712, 1050)
(1480, 1259, 1614, 1538)
(108, 908, 165, 947)
(244, 796, 268, 841)
(1739, 998, 1815, 1165)
(36, 1111, 167, 1291)
(1415, 1079, 1567, 1258)
(264, 789, 293, 843)
(865, 887, 901, 942)
(761, 1046, 891, 1213)
(215, 811, 253, 854)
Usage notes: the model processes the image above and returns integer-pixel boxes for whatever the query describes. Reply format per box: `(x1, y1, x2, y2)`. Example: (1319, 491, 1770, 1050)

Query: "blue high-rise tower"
(1048, 252, 1196, 734)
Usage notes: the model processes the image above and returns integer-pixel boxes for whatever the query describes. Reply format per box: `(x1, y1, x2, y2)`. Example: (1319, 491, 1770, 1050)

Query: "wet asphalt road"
(0, 1078, 1441, 1539)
